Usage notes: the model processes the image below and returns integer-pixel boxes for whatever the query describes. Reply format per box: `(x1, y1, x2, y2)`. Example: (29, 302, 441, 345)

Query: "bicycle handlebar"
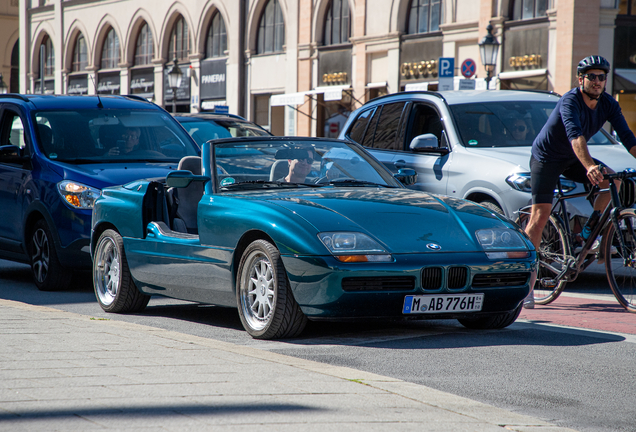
(602, 169, 636, 181)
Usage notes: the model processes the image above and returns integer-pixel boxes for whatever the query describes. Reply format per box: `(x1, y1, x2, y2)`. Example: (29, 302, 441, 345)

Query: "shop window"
(169, 16, 190, 61)
(101, 28, 120, 69)
(511, 0, 548, 20)
(257, 0, 285, 54)
(618, 0, 636, 15)
(206, 12, 227, 58)
(324, 0, 350, 46)
(72, 34, 87, 72)
(407, 0, 442, 35)
(134, 23, 154, 66)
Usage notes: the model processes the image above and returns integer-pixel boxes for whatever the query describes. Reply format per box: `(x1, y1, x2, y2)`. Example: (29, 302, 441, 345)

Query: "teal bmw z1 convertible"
(91, 137, 537, 339)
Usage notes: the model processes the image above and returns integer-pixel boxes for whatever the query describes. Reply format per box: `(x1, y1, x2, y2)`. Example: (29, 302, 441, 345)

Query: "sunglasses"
(298, 157, 314, 164)
(583, 73, 607, 82)
(513, 125, 527, 133)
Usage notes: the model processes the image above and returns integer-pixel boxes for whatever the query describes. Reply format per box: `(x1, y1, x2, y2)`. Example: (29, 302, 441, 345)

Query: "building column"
(297, 0, 313, 137)
(352, 0, 367, 109)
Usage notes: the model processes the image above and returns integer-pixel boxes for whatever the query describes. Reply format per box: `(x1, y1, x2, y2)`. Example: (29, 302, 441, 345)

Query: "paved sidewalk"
(0, 299, 577, 432)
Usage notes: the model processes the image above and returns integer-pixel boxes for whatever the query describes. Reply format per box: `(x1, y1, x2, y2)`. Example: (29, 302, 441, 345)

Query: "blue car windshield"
(212, 139, 402, 190)
(449, 101, 616, 148)
(34, 109, 199, 162)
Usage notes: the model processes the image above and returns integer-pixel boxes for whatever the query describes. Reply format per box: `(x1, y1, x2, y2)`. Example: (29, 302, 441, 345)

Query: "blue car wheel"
(236, 239, 307, 339)
(93, 229, 150, 313)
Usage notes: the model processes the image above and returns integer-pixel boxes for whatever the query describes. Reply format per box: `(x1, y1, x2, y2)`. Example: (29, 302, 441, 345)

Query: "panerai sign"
(200, 59, 227, 100)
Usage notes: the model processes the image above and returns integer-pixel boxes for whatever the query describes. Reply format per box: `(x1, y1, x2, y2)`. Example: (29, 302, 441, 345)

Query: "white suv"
(339, 90, 633, 218)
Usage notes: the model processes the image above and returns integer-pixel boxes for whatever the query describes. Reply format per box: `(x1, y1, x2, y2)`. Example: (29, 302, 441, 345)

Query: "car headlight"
(57, 180, 101, 209)
(476, 228, 530, 259)
(506, 172, 576, 193)
(318, 232, 392, 263)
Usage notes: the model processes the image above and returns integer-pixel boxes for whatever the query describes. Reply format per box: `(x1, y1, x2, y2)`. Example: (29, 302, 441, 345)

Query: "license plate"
(403, 294, 484, 314)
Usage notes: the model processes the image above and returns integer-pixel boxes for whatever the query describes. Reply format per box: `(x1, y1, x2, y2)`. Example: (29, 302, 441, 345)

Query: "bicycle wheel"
(517, 212, 569, 305)
(604, 208, 636, 312)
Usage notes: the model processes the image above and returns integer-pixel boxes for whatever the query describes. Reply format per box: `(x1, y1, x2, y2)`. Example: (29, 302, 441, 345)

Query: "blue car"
(91, 137, 537, 339)
(0, 94, 200, 291)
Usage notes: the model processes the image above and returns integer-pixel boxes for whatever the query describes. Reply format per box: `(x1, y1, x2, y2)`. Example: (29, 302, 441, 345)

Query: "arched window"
(324, 0, 350, 45)
(257, 0, 285, 54)
(40, 35, 55, 77)
(206, 11, 227, 58)
(72, 34, 87, 72)
(169, 16, 190, 61)
(407, 0, 443, 35)
(135, 23, 154, 66)
(511, 0, 548, 20)
(101, 28, 120, 69)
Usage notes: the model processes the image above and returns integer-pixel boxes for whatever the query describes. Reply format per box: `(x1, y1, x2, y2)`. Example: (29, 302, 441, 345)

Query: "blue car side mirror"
(394, 168, 417, 186)
(166, 170, 210, 188)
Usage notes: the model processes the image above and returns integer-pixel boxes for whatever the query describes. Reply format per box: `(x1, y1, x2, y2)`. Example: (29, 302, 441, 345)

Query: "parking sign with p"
(438, 57, 455, 78)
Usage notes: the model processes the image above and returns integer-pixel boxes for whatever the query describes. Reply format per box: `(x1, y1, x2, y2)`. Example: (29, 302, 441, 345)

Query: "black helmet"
(577, 56, 610, 75)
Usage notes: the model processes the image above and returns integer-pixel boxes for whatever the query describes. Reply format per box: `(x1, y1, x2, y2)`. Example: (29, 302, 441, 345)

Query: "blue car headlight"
(318, 232, 393, 263)
(476, 228, 530, 259)
(57, 180, 101, 209)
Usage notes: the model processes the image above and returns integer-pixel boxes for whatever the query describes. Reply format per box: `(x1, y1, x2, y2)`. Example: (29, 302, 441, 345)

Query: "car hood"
(51, 161, 180, 190)
(252, 188, 515, 253)
(463, 144, 634, 173)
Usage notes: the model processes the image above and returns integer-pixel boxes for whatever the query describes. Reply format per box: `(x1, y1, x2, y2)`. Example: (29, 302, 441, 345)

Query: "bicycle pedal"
(540, 278, 557, 288)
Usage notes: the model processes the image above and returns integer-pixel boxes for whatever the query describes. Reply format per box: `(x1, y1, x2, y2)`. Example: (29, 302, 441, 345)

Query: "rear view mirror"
(394, 168, 417, 186)
(166, 170, 210, 188)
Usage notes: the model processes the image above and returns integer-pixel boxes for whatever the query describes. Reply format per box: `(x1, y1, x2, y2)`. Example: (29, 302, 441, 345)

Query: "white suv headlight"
(57, 180, 101, 209)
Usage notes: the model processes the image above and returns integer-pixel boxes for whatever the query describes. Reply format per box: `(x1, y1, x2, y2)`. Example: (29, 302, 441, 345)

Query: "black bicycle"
(516, 168, 636, 313)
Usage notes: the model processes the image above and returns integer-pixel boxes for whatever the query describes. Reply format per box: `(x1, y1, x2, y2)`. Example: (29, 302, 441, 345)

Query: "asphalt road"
(1, 259, 634, 432)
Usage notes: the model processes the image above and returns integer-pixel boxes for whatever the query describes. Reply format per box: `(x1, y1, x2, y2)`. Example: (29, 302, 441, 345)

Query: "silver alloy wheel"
(94, 236, 121, 307)
(240, 252, 275, 331)
(31, 227, 50, 284)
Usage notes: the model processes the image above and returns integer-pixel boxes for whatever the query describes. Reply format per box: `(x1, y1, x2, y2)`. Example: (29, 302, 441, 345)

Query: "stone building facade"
(19, 0, 636, 136)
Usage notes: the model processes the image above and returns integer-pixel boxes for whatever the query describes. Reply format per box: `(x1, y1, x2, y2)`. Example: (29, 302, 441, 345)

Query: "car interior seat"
(269, 159, 289, 181)
(168, 156, 203, 234)
(37, 124, 54, 153)
(99, 125, 125, 153)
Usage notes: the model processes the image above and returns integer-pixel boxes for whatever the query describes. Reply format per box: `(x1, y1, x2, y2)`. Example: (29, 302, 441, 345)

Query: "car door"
(0, 107, 31, 250)
(391, 102, 451, 194)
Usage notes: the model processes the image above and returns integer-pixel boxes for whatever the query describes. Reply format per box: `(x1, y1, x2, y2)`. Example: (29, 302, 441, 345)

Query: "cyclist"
(523, 55, 636, 309)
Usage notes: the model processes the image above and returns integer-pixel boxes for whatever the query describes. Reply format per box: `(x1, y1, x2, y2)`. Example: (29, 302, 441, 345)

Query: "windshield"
(212, 139, 401, 191)
(178, 118, 270, 146)
(34, 109, 199, 163)
(449, 101, 615, 148)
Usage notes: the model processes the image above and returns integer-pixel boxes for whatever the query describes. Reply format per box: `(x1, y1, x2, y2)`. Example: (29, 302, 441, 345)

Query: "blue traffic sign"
(438, 57, 455, 78)
(461, 59, 476, 78)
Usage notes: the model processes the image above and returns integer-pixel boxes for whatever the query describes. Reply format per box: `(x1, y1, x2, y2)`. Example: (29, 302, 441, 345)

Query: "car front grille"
(421, 267, 443, 289)
(341, 276, 416, 292)
(472, 273, 530, 288)
(448, 266, 468, 289)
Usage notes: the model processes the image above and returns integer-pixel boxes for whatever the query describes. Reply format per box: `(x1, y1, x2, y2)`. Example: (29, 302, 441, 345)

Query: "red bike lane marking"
(520, 295, 636, 335)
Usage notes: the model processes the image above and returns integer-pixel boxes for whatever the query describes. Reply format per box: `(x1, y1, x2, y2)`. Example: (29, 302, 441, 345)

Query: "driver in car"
(106, 127, 141, 156)
(279, 148, 314, 183)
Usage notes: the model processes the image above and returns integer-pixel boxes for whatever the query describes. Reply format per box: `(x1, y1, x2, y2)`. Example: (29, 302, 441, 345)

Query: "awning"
(270, 85, 351, 106)
(614, 69, 636, 91)
(499, 68, 547, 80)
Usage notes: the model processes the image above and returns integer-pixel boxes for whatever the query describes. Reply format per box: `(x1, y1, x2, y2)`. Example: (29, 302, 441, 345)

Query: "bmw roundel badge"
(426, 243, 442, 250)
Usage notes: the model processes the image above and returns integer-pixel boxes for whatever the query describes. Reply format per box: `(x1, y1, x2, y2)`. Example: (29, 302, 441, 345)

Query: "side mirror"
(394, 168, 417, 186)
(0, 145, 21, 157)
(166, 170, 210, 188)
(409, 133, 450, 155)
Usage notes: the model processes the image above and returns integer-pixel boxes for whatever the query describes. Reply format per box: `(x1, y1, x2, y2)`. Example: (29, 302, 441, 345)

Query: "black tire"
(236, 239, 307, 339)
(479, 200, 504, 215)
(458, 303, 522, 330)
(92, 229, 150, 313)
(516, 212, 568, 305)
(29, 219, 72, 291)
(604, 208, 636, 313)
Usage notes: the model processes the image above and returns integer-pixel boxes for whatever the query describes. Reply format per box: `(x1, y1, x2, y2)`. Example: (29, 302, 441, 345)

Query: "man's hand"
(586, 163, 604, 185)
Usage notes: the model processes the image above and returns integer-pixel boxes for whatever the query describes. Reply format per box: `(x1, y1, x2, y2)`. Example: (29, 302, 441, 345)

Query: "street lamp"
(166, 58, 183, 113)
(0, 73, 8, 94)
(478, 24, 500, 90)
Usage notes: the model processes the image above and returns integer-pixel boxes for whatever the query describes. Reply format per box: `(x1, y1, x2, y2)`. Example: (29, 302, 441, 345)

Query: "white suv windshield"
(449, 101, 614, 148)
(34, 109, 199, 163)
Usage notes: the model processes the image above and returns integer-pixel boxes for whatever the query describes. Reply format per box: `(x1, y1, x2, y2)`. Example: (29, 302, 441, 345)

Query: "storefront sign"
(318, 49, 352, 86)
(164, 63, 191, 102)
(67, 75, 89, 95)
(400, 39, 443, 82)
(97, 72, 121, 95)
(503, 27, 548, 72)
(200, 59, 227, 100)
(130, 68, 154, 99)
